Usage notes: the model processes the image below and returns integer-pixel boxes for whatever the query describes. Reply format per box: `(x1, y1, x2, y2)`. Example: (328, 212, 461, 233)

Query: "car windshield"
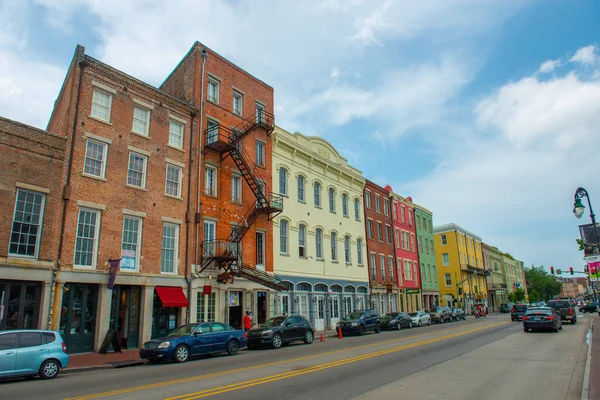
(262, 317, 287, 327)
(168, 324, 199, 337)
(384, 313, 398, 317)
(344, 312, 365, 320)
(514, 305, 527, 311)
(408, 312, 418, 317)
(428, 308, 441, 313)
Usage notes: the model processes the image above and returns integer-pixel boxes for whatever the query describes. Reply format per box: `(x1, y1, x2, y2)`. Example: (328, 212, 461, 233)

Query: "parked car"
(451, 308, 467, 321)
(511, 304, 528, 321)
(381, 312, 412, 330)
(247, 315, 314, 349)
(523, 307, 562, 332)
(140, 322, 246, 363)
(546, 300, 577, 324)
(337, 310, 381, 336)
(428, 306, 452, 324)
(408, 311, 431, 327)
(0, 330, 68, 380)
(579, 302, 598, 313)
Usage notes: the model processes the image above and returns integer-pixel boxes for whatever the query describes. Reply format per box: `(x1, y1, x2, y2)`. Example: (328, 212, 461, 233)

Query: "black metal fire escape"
(199, 110, 286, 291)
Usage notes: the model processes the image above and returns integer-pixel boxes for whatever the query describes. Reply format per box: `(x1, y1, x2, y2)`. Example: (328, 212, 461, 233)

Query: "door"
(59, 283, 98, 353)
(281, 316, 297, 340)
(191, 323, 213, 355)
(210, 323, 230, 352)
(228, 291, 243, 328)
(298, 295, 309, 319)
(15, 332, 45, 374)
(0, 332, 17, 377)
(330, 297, 340, 327)
(110, 286, 141, 349)
(203, 220, 216, 255)
(314, 296, 325, 331)
(343, 296, 353, 317)
(257, 292, 267, 324)
(279, 294, 290, 316)
(256, 232, 266, 272)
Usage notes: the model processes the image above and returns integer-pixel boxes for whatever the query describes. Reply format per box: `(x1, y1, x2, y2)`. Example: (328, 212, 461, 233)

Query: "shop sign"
(228, 292, 240, 307)
(120, 250, 136, 271)
(203, 285, 212, 295)
(406, 289, 420, 294)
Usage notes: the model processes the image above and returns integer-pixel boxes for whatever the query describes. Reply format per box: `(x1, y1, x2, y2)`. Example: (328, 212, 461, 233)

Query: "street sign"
(386, 284, 393, 294)
(556, 269, 562, 275)
(406, 289, 420, 294)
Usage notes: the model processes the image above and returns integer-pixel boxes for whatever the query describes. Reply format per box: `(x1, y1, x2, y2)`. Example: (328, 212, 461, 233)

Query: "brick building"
(363, 180, 399, 314)
(0, 117, 66, 332)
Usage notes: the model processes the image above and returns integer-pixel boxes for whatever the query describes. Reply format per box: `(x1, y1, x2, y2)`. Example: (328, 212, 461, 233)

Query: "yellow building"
(434, 223, 488, 312)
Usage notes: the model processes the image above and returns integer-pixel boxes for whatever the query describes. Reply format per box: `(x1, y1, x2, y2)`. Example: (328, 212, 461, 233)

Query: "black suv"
(428, 306, 452, 323)
(511, 304, 528, 321)
(337, 310, 381, 335)
(247, 315, 314, 349)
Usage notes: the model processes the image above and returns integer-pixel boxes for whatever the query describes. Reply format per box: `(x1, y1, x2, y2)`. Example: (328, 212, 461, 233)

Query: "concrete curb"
(63, 360, 147, 374)
(582, 316, 593, 400)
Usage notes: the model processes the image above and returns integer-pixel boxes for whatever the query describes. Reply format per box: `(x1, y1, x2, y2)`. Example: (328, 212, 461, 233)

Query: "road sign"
(556, 269, 562, 275)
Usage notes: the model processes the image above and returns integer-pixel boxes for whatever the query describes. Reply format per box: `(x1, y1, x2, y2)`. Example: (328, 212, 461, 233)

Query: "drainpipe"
(48, 52, 88, 329)
(189, 48, 208, 323)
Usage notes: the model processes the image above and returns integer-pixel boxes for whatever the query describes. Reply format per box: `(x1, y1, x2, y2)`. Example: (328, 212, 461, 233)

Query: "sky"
(1, 0, 600, 274)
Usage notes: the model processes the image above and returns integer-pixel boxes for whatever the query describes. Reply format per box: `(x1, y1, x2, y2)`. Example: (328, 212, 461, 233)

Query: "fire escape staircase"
(200, 110, 286, 291)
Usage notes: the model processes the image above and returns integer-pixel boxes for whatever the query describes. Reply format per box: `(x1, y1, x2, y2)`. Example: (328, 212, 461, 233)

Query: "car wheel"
(175, 345, 190, 363)
(303, 330, 314, 344)
(409, 322, 413, 329)
(359, 324, 366, 336)
(523, 327, 529, 332)
(374, 323, 381, 334)
(227, 340, 239, 356)
(396, 322, 401, 330)
(272, 333, 283, 349)
(440, 317, 444, 324)
(39, 359, 60, 379)
(418, 320, 422, 327)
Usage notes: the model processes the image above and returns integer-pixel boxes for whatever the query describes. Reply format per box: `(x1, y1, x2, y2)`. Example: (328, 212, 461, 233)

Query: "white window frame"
(401, 206, 406, 223)
(383, 199, 389, 216)
(344, 235, 351, 263)
(315, 228, 323, 259)
(328, 188, 336, 213)
(165, 164, 182, 198)
(231, 174, 242, 204)
(442, 253, 450, 266)
(375, 195, 381, 212)
(169, 119, 185, 149)
(233, 90, 243, 116)
(367, 220, 374, 239)
(388, 256, 394, 283)
(279, 168, 288, 195)
(441, 234, 447, 245)
(132, 105, 151, 136)
(74, 208, 101, 269)
(297, 175, 305, 202)
(280, 220, 289, 254)
(256, 141, 265, 167)
(410, 234, 416, 252)
(445, 273, 452, 287)
(380, 254, 386, 281)
(83, 139, 108, 178)
(126, 152, 148, 189)
(256, 231, 266, 268)
(365, 190, 371, 209)
(298, 224, 307, 257)
(342, 194, 349, 217)
(9, 189, 46, 259)
(314, 182, 321, 207)
(205, 165, 217, 197)
(330, 232, 338, 262)
(385, 225, 392, 244)
(354, 198, 361, 220)
(161, 223, 179, 274)
(397, 258, 403, 286)
(121, 216, 143, 272)
(207, 77, 220, 104)
(206, 119, 219, 145)
(404, 260, 413, 280)
(370, 253, 377, 281)
(91, 88, 112, 122)
(357, 238, 363, 265)
(377, 222, 383, 242)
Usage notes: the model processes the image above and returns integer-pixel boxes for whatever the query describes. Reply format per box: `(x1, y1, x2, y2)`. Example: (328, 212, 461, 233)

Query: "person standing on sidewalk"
(243, 310, 253, 332)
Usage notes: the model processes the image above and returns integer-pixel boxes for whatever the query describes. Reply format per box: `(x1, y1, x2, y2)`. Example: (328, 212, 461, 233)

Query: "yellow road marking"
(65, 320, 509, 400)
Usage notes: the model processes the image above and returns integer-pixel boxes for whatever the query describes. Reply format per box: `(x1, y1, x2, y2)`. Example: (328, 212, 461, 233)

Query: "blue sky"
(2, 0, 600, 274)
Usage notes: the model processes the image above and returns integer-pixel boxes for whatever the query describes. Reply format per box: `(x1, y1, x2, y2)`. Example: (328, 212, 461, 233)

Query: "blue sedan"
(139, 322, 247, 363)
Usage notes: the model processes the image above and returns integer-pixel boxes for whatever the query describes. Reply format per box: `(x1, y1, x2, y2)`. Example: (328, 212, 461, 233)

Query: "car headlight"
(350, 322, 358, 327)
(157, 341, 170, 349)
(261, 329, 273, 335)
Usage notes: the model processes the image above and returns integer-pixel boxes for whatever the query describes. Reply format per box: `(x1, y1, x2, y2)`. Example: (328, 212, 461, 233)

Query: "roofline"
(364, 179, 391, 195)
(433, 223, 482, 241)
(413, 202, 433, 215)
(1, 116, 64, 139)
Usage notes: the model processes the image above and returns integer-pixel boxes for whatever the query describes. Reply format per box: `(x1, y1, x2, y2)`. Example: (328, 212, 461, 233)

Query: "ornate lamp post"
(573, 187, 600, 301)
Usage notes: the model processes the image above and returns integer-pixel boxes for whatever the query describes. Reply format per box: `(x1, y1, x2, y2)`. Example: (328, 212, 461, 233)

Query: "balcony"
(201, 240, 239, 263)
(461, 263, 490, 276)
(488, 283, 508, 291)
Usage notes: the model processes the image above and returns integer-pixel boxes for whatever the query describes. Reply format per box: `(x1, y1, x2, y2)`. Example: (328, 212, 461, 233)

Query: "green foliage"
(508, 288, 526, 303)
(577, 239, 584, 251)
(524, 266, 562, 301)
(528, 289, 540, 303)
(504, 252, 515, 260)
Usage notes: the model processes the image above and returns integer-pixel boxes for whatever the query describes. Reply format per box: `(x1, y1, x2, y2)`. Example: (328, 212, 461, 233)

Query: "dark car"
(579, 302, 598, 313)
(428, 306, 452, 323)
(511, 304, 528, 321)
(139, 322, 246, 364)
(381, 312, 412, 330)
(546, 300, 577, 324)
(451, 308, 466, 321)
(523, 307, 562, 332)
(247, 315, 314, 349)
(337, 310, 381, 335)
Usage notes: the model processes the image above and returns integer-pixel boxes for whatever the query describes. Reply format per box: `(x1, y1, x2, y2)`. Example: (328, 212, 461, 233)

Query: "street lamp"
(573, 187, 600, 301)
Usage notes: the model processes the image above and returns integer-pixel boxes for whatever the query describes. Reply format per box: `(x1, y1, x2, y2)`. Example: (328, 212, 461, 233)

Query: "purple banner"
(108, 259, 120, 290)
(579, 223, 600, 256)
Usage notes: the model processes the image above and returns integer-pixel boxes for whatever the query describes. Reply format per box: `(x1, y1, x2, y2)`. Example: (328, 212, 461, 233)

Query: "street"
(0, 314, 589, 400)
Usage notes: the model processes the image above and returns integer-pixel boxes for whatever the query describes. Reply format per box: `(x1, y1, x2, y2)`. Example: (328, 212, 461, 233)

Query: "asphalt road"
(0, 314, 588, 400)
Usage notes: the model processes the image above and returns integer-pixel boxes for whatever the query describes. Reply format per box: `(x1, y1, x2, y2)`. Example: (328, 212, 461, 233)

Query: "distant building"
(482, 244, 508, 311)
(414, 203, 439, 309)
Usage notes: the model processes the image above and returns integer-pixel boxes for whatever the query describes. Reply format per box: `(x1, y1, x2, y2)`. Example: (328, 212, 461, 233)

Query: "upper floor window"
(408, 210, 413, 226)
(165, 164, 182, 198)
(298, 224, 307, 257)
(377, 222, 383, 242)
(74, 208, 101, 268)
(442, 253, 450, 266)
(169, 119, 184, 149)
(344, 235, 351, 263)
(342, 194, 349, 217)
(357, 238, 363, 265)
(314, 182, 321, 207)
(9, 189, 45, 258)
(161, 223, 179, 274)
(418, 236, 423, 253)
(410, 234, 415, 252)
(370, 253, 377, 281)
(365, 190, 371, 209)
(388, 257, 394, 283)
(206, 120, 219, 145)
(401, 207, 406, 223)
(132, 105, 150, 136)
(375, 195, 381, 212)
(207, 77, 219, 104)
(441, 234, 447, 245)
(255, 102, 266, 124)
(380, 255, 386, 281)
(255, 141, 265, 167)
(83, 139, 108, 178)
(232, 91, 243, 116)
(330, 232, 338, 261)
(127, 152, 147, 189)
(354, 198, 361, 220)
(121, 216, 142, 271)
(385, 226, 392, 244)
(91, 88, 112, 122)
(328, 188, 336, 213)
(383, 199, 389, 216)
(416, 215, 422, 230)
(231, 175, 242, 203)
(297, 176, 305, 202)
(315, 228, 323, 259)
(279, 220, 289, 254)
(278, 168, 287, 195)
(205, 165, 217, 196)
(392, 203, 397, 220)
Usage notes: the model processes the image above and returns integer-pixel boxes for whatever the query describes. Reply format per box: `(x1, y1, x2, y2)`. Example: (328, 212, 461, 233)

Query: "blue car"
(0, 330, 69, 380)
(336, 310, 382, 336)
(139, 322, 247, 363)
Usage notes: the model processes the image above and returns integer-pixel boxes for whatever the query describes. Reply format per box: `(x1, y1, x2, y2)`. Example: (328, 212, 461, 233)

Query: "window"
(395, 229, 400, 248)
(354, 198, 361, 220)
(197, 292, 216, 322)
(18, 332, 42, 348)
(392, 204, 397, 220)
(127, 153, 147, 188)
(328, 188, 336, 213)
(410, 235, 415, 252)
(231, 175, 242, 203)
(330, 232, 338, 261)
(380, 255, 386, 281)
(388, 257, 394, 283)
(441, 234, 447, 245)
(298, 224, 306, 257)
(418, 236, 423, 253)
(206, 120, 219, 145)
(417, 216, 422, 229)
(161, 223, 178, 273)
(9, 189, 45, 258)
(357, 238, 363, 265)
(297, 176, 305, 202)
(255, 102, 266, 123)
(91, 88, 112, 122)
(445, 273, 452, 287)
(169, 119, 184, 149)
(385, 226, 392, 244)
(370, 253, 377, 281)
(74, 208, 100, 268)
(401, 207, 406, 223)
(165, 164, 182, 197)
(442, 253, 450, 266)
(397, 258, 403, 286)
(121, 216, 142, 271)
(315, 228, 323, 259)
(205, 166, 217, 196)
(314, 182, 321, 207)
(428, 220, 432, 233)
(383, 199, 389, 216)
(404, 260, 413, 280)
(430, 239, 434, 256)
(365, 190, 371, 209)
(83, 139, 107, 178)
(377, 222, 383, 242)
(344, 235, 351, 263)
(256, 231, 265, 267)
(278, 168, 287, 195)
(233, 91, 243, 116)
(402, 232, 409, 250)
(342, 194, 349, 217)
(132, 105, 150, 135)
(207, 78, 219, 103)
(280, 220, 289, 254)
(367, 220, 373, 239)
(0, 333, 17, 350)
(408, 210, 413, 226)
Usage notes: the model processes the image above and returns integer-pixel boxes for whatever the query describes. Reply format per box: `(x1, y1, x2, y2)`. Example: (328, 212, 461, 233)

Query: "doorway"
(59, 283, 98, 353)
(314, 296, 325, 331)
(329, 296, 340, 327)
(257, 292, 267, 324)
(0, 281, 40, 330)
(109, 286, 141, 349)
(278, 293, 290, 316)
(343, 296, 353, 317)
(228, 291, 243, 328)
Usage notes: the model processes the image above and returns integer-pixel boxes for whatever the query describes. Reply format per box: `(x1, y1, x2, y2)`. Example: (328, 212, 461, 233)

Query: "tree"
(508, 288, 526, 303)
(577, 238, 584, 251)
(528, 289, 540, 303)
(524, 266, 562, 301)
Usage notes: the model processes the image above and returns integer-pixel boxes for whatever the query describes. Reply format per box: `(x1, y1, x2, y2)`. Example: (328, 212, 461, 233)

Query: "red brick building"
(363, 180, 400, 314)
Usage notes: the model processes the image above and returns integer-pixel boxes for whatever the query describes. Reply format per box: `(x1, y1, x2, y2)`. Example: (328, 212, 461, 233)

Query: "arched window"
(279, 220, 288, 254)
(356, 238, 363, 265)
(328, 188, 336, 213)
(297, 176, 305, 202)
(314, 182, 321, 207)
(342, 194, 349, 217)
(298, 223, 306, 257)
(314, 283, 328, 292)
(344, 235, 351, 263)
(279, 168, 287, 195)
(330, 232, 338, 261)
(315, 228, 323, 259)
(354, 198, 360, 220)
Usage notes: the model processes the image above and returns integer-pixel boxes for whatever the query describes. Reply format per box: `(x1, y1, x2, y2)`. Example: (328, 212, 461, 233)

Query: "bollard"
(320, 333, 324, 342)
(337, 326, 343, 339)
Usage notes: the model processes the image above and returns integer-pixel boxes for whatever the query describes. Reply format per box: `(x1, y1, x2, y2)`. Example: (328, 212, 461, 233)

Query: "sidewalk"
(588, 315, 600, 399)
(65, 349, 145, 374)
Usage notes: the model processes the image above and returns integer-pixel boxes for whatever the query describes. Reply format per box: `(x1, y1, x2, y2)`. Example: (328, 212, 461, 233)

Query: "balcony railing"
(202, 240, 239, 261)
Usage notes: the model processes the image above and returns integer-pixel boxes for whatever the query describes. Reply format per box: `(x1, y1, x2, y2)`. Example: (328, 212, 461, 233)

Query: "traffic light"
(550, 266, 554, 275)
(570, 266, 574, 275)
(458, 287, 463, 295)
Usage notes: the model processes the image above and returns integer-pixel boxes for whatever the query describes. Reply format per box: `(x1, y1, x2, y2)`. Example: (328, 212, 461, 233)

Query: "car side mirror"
(285, 321, 292, 327)
(194, 330, 201, 335)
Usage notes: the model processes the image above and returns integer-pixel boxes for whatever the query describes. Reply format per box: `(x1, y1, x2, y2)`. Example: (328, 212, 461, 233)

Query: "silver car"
(408, 311, 431, 327)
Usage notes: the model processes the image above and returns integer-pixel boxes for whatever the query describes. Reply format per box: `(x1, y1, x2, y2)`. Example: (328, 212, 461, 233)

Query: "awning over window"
(155, 286, 189, 308)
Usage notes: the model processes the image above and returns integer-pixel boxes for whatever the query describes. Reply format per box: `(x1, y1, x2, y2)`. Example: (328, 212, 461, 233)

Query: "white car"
(408, 311, 431, 327)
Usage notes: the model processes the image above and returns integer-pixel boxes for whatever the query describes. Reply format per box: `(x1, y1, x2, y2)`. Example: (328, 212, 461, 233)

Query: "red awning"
(155, 286, 189, 308)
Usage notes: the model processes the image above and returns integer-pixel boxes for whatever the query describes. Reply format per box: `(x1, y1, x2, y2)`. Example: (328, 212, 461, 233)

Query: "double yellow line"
(66, 320, 508, 400)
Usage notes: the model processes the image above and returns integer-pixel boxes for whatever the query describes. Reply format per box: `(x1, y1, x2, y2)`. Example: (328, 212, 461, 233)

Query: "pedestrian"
(243, 310, 252, 332)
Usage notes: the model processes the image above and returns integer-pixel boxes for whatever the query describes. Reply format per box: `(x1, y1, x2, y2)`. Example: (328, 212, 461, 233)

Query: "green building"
(414, 204, 440, 309)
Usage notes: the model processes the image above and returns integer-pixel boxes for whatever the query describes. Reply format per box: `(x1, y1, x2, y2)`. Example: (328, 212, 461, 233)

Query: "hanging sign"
(120, 250, 136, 271)
(108, 259, 120, 290)
(203, 285, 212, 295)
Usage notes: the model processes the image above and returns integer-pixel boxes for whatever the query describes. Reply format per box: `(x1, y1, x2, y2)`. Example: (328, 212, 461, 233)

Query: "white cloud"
(539, 59, 560, 73)
(570, 45, 598, 66)
(330, 67, 341, 81)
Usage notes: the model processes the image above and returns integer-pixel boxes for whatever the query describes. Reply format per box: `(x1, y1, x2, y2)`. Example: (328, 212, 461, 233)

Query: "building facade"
(434, 223, 487, 312)
(390, 193, 421, 312)
(414, 204, 439, 309)
(363, 180, 400, 315)
(502, 255, 526, 296)
(271, 126, 368, 330)
(482, 244, 508, 312)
